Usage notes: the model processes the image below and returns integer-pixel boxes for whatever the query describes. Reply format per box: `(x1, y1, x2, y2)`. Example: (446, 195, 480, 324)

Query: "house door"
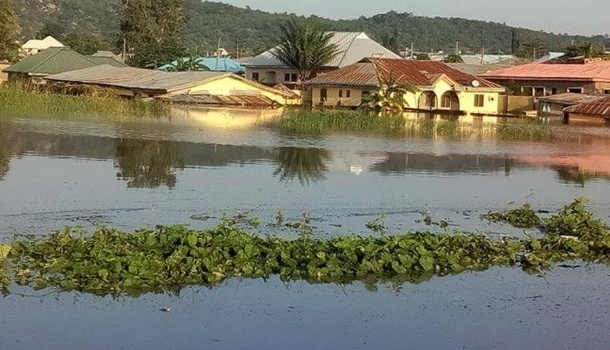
(320, 89, 328, 104)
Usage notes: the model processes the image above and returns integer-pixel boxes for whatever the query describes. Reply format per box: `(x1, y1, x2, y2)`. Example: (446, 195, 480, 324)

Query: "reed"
(0, 84, 170, 119)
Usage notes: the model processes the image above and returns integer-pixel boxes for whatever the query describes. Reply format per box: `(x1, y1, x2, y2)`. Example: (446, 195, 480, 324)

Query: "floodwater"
(1, 108, 610, 349)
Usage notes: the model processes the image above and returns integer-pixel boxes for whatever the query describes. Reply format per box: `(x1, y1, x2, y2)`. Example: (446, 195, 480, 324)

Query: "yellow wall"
(173, 75, 299, 105)
(311, 87, 366, 107)
(309, 77, 503, 114)
(246, 68, 300, 85)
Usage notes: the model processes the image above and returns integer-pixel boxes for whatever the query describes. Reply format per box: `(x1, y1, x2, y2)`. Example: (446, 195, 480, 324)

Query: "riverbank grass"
(0, 84, 169, 118)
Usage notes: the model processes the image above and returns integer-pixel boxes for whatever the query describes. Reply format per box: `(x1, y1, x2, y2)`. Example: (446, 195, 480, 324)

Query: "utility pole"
(122, 38, 127, 63)
(455, 41, 459, 55)
(480, 46, 485, 64)
(410, 42, 414, 59)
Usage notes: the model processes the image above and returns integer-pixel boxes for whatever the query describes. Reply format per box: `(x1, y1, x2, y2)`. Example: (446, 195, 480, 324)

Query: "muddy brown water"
(1, 110, 610, 349)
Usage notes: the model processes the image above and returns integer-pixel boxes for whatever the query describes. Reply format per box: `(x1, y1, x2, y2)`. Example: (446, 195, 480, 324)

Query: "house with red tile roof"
(305, 58, 505, 115)
(479, 59, 610, 96)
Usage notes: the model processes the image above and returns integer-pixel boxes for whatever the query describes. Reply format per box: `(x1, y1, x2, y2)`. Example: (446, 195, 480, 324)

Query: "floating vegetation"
(2, 199, 610, 297)
(0, 84, 170, 119)
(483, 203, 542, 228)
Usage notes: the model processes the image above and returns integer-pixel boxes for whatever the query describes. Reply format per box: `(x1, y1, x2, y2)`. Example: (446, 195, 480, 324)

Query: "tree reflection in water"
(115, 138, 185, 188)
(273, 147, 331, 185)
(0, 122, 14, 181)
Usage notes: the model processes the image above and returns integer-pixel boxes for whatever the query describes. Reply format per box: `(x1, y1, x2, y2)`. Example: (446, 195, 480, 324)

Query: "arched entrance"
(440, 91, 460, 111)
(418, 91, 437, 110)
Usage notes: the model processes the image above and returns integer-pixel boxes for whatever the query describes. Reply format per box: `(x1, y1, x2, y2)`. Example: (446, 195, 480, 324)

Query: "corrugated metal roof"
(480, 61, 610, 82)
(246, 32, 400, 68)
(371, 58, 501, 88)
(563, 97, 610, 116)
(45, 65, 227, 92)
(87, 56, 129, 68)
(3, 47, 98, 75)
(304, 62, 379, 87)
(161, 93, 278, 107)
(537, 93, 608, 105)
(21, 36, 64, 50)
(158, 57, 245, 73)
(306, 58, 502, 90)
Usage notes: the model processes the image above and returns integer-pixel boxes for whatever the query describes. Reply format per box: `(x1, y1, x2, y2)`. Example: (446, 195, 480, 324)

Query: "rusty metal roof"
(563, 97, 610, 116)
(480, 61, 610, 82)
(538, 92, 609, 105)
(306, 58, 502, 89)
(160, 93, 278, 107)
(304, 62, 379, 87)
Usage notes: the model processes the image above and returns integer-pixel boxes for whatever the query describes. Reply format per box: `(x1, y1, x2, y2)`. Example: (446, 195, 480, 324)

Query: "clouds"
(218, 0, 609, 36)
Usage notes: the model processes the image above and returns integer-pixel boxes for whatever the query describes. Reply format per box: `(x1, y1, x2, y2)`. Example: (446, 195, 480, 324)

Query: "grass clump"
(275, 109, 406, 134)
(0, 84, 170, 119)
(483, 203, 542, 229)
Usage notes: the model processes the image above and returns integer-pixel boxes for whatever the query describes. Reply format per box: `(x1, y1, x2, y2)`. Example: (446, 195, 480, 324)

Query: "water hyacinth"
(2, 199, 610, 297)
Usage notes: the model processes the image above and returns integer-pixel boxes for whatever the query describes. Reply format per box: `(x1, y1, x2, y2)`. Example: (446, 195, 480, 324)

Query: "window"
(339, 90, 343, 98)
(284, 73, 298, 82)
(533, 87, 545, 97)
(251, 72, 259, 82)
(441, 94, 451, 108)
(603, 89, 610, 95)
(551, 88, 558, 95)
(474, 94, 484, 107)
(346, 90, 351, 98)
(567, 87, 583, 93)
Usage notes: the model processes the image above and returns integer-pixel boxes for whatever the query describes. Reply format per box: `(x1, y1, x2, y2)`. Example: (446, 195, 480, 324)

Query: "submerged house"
(2, 47, 127, 84)
(245, 32, 400, 86)
(44, 65, 299, 107)
(480, 59, 610, 96)
(537, 92, 610, 117)
(305, 58, 504, 115)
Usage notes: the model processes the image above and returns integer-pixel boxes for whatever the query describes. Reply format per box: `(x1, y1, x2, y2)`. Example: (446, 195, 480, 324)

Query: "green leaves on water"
(2, 198, 610, 297)
(483, 203, 542, 228)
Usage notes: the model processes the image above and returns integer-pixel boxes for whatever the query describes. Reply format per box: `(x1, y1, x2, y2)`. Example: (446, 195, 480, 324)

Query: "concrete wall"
(310, 87, 367, 107)
(490, 79, 610, 95)
(0, 64, 9, 84)
(499, 95, 535, 114)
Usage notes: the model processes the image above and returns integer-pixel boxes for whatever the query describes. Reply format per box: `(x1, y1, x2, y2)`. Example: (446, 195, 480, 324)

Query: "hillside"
(8, 0, 610, 57)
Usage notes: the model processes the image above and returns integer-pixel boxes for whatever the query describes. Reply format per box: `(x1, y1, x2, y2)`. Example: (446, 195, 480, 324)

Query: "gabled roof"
(44, 65, 297, 97)
(158, 56, 245, 73)
(3, 47, 98, 75)
(305, 58, 502, 90)
(246, 32, 400, 68)
(480, 61, 610, 83)
(537, 92, 609, 105)
(21, 36, 64, 50)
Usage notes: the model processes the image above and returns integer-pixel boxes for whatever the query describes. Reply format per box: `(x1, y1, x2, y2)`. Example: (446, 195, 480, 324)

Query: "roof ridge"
(27, 47, 67, 72)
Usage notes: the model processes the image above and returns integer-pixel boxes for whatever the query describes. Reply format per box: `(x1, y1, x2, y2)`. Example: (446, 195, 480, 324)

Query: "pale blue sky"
(219, 0, 609, 36)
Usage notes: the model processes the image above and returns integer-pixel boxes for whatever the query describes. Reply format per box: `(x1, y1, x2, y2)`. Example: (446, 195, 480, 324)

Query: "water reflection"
(0, 122, 13, 180)
(115, 139, 185, 188)
(370, 153, 513, 175)
(170, 107, 283, 129)
(273, 147, 331, 184)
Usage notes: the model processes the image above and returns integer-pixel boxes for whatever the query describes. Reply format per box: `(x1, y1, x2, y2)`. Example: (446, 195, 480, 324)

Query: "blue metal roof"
(158, 57, 245, 73)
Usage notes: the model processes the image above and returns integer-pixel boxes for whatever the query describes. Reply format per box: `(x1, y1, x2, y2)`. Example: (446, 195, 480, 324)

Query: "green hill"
(8, 0, 610, 57)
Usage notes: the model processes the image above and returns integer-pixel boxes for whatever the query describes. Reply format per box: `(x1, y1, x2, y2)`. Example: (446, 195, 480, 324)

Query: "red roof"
(480, 61, 610, 82)
(306, 58, 501, 89)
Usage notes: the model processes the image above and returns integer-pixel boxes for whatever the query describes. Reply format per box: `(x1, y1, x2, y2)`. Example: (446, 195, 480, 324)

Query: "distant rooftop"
(246, 32, 400, 68)
(480, 60, 610, 82)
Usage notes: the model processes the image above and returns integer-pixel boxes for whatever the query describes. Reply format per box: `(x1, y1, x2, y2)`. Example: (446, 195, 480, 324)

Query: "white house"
(21, 36, 64, 57)
(245, 32, 400, 86)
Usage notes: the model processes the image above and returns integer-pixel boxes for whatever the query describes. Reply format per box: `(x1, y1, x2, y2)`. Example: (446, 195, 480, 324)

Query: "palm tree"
(361, 76, 415, 113)
(272, 19, 340, 83)
(166, 56, 210, 72)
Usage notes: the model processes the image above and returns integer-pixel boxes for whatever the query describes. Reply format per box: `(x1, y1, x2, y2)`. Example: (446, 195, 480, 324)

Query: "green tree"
(36, 22, 67, 41)
(64, 31, 111, 55)
(166, 56, 210, 71)
(361, 76, 415, 113)
(564, 43, 603, 58)
(516, 38, 547, 59)
(442, 54, 464, 63)
(415, 53, 431, 60)
(272, 19, 340, 83)
(120, 0, 187, 68)
(0, 0, 20, 62)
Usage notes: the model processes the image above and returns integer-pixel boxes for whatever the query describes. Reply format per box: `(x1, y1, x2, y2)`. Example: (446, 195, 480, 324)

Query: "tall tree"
(272, 19, 340, 83)
(0, 0, 20, 62)
(120, 0, 187, 68)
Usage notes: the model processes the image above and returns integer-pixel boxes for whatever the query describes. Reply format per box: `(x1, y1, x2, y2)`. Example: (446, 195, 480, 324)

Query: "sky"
(219, 0, 609, 36)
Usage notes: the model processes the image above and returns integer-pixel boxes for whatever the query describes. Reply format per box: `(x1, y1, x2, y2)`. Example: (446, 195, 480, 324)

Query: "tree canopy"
(0, 0, 20, 62)
(272, 19, 340, 82)
(120, 0, 187, 67)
